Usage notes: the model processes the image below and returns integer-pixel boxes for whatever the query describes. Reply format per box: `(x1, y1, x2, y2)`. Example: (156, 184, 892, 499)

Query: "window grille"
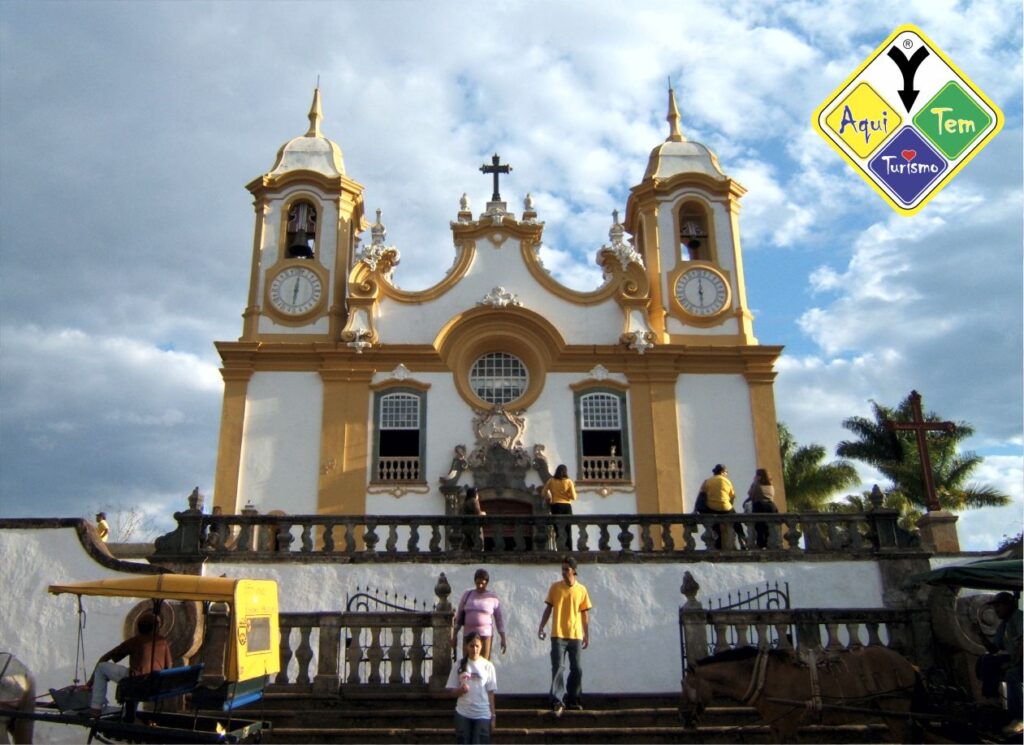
(469, 352, 528, 404)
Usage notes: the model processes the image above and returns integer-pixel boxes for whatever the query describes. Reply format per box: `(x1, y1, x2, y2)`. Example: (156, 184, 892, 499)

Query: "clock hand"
(291, 277, 301, 305)
(697, 278, 705, 305)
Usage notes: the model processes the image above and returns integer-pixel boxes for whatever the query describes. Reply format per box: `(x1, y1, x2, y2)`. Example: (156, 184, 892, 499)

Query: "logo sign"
(813, 25, 1003, 215)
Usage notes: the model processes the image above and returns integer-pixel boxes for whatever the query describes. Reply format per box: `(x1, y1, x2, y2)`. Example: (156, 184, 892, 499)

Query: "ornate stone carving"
(478, 286, 521, 308)
(622, 330, 656, 354)
(357, 208, 401, 277)
(599, 210, 644, 272)
(390, 363, 411, 381)
(588, 364, 610, 381)
(471, 407, 526, 452)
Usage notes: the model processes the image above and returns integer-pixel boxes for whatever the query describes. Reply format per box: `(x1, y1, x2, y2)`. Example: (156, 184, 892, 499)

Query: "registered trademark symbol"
(902, 39, 913, 49)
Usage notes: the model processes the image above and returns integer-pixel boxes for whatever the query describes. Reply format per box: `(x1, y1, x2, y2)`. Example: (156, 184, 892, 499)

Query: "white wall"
(677, 374, 757, 509)
(237, 372, 323, 513)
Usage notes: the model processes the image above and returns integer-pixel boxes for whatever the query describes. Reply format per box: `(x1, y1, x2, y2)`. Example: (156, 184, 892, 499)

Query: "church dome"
(266, 88, 346, 178)
(642, 84, 726, 182)
(643, 139, 726, 181)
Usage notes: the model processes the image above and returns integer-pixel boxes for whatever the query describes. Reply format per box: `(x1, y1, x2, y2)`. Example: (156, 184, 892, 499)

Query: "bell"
(286, 230, 314, 259)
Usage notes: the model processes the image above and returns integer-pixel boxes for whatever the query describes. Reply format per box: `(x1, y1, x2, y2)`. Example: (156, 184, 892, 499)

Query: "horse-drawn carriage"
(5, 574, 279, 743)
(679, 558, 1023, 743)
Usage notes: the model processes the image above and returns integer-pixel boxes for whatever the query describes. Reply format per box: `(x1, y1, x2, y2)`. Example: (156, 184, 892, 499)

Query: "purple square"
(868, 128, 948, 205)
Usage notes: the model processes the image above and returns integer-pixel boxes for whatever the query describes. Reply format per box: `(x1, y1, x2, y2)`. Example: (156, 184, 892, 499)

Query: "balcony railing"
(580, 455, 626, 481)
(376, 456, 421, 482)
(153, 508, 920, 562)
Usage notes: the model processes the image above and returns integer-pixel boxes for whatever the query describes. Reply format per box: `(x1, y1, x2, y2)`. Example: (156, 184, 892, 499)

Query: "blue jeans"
(454, 712, 491, 744)
(550, 637, 583, 706)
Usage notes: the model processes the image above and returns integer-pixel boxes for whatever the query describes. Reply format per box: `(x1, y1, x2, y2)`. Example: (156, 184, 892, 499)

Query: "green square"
(913, 82, 992, 159)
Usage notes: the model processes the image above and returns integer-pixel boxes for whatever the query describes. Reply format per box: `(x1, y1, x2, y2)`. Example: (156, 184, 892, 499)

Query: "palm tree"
(836, 395, 1009, 511)
(778, 423, 860, 511)
(827, 490, 922, 533)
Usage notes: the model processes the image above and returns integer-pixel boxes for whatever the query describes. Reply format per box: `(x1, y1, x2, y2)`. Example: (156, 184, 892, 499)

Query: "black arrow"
(887, 45, 930, 112)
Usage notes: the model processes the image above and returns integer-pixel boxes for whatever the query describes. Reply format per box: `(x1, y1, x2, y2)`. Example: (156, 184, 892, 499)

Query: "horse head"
(679, 664, 709, 729)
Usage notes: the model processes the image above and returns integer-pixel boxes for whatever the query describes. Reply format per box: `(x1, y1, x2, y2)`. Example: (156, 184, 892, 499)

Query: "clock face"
(675, 268, 729, 317)
(268, 266, 324, 316)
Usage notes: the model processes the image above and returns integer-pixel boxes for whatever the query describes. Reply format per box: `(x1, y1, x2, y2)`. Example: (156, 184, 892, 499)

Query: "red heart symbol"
(901, 149, 917, 161)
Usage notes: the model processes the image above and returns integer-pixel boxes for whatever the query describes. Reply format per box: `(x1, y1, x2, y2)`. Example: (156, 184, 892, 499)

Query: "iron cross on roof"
(480, 153, 512, 202)
(886, 390, 955, 512)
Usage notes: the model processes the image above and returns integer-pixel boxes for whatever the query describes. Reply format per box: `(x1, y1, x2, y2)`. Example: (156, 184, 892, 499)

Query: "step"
(265, 722, 889, 744)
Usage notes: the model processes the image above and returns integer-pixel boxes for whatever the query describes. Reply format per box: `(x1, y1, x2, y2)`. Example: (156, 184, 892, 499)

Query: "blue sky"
(1, 0, 1020, 548)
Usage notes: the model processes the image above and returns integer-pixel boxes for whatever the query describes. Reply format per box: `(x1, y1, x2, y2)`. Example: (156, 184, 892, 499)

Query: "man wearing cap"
(697, 464, 747, 550)
(983, 592, 1023, 729)
(87, 612, 173, 717)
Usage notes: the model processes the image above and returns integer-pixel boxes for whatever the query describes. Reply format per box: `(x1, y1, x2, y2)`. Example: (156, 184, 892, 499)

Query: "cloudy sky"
(1, 1, 1020, 549)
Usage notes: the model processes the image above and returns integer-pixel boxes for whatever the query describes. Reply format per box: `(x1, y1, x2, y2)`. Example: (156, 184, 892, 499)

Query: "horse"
(680, 645, 924, 743)
(0, 653, 34, 745)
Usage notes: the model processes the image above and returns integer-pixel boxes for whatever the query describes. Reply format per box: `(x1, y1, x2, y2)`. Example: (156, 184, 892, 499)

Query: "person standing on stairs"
(537, 556, 592, 715)
(446, 632, 497, 744)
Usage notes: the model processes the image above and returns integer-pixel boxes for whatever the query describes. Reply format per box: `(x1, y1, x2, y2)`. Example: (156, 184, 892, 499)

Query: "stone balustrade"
(272, 574, 454, 695)
(154, 508, 920, 562)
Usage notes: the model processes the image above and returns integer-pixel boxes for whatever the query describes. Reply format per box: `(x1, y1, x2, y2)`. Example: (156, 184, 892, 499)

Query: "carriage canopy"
(48, 574, 280, 681)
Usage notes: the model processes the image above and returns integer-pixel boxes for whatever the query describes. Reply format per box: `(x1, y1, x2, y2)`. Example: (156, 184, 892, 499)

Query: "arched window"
(373, 390, 425, 481)
(285, 200, 318, 259)
(575, 390, 630, 482)
(678, 205, 709, 261)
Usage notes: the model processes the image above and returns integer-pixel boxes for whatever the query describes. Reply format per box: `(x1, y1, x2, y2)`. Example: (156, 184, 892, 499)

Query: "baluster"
(617, 522, 634, 551)
(387, 627, 405, 684)
(344, 520, 357, 553)
(383, 524, 397, 553)
(364, 521, 379, 553)
(300, 523, 313, 552)
(865, 621, 883, 647)
(429, 524, 442, 552)
(712, 622, 730, 654)
(345, 625, 363, 684)
(847, 518, 864, 551)
(767, 519, 782, 550)
(277, 623, 294, 684)
(754, 622, 771, 649)
(783, 519, 803, 550)
(640, 523, 653, 552)
(845, 622, 863, 649)
(512, 520, 524, 552)
(735, 622, 751, 647)
(322, 523, 335, 553)
(366, 627, 384, 683)
(237, 522, 254, 553)
(683, 519, 697, 551)
(661, 522, 675, 552)
(700, 520, 715, 551)
(598, 523, 611, 551)
(493, 521, 505, 554)
(827, 522, 841, 550)
(408, 627, 426, 684)
(294, 625, 314, 684)
(775, 623, 793, 651)
(406, 521, 420, 553)
(577, 520, 590, 551)
(275, 521, 293, 552)
(824, 622, 843, 652)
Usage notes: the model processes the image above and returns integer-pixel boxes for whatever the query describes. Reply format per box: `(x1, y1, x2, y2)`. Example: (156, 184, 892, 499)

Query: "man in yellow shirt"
(95, 512, 110, 543)
(698, 464, 747, 550)
(537, 558, 592, 714)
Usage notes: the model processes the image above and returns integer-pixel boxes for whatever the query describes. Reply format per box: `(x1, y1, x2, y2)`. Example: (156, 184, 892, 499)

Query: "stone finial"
(457, 193, 473, 223)
(681, 570, 702, 609)
(869, 484, 885, 510)
(435, 572, 453, 611)
(306, 86, 323, 138)
(187, 487, 204, 512)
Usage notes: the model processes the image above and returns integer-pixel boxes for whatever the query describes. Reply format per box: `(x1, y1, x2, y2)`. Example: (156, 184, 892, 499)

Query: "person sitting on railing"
(697, 464, 747, 550)
(86, 612, 173, 717)
(742, 468, 779, 549)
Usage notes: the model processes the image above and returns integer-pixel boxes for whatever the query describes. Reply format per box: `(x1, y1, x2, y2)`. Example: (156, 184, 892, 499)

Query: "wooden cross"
(480, 153, 512, 202)
(886, 390, 955, 512)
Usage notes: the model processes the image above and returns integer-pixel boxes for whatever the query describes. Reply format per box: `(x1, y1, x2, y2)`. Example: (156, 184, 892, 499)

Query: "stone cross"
(886, 390, 955, 512)
(480, 153, 512, 202)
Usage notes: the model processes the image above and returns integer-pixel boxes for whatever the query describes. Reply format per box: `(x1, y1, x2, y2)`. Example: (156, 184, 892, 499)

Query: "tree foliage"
(836, 394, 1010, 511)
(778, 423, 860, 511)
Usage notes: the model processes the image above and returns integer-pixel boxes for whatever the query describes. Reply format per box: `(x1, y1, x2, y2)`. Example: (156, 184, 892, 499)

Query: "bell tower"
(624, 83, 756, 345)
(240, 88, 366, 340)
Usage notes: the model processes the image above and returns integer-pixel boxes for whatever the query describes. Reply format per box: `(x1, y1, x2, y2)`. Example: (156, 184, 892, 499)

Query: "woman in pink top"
(451, 568, 507, 660)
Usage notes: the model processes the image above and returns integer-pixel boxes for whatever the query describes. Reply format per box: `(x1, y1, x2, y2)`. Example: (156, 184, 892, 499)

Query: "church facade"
(212, 87, 786, 520)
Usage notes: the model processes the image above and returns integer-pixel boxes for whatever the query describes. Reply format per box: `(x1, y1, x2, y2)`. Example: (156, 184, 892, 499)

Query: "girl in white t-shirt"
(446, 632, 497, 743)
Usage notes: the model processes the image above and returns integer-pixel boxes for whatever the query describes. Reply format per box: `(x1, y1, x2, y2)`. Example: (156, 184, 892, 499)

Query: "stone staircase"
(254, 691, 892, 743)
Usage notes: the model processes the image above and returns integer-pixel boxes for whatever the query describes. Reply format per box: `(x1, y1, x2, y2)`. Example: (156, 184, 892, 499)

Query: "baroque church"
(212, 86, 786, 521)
